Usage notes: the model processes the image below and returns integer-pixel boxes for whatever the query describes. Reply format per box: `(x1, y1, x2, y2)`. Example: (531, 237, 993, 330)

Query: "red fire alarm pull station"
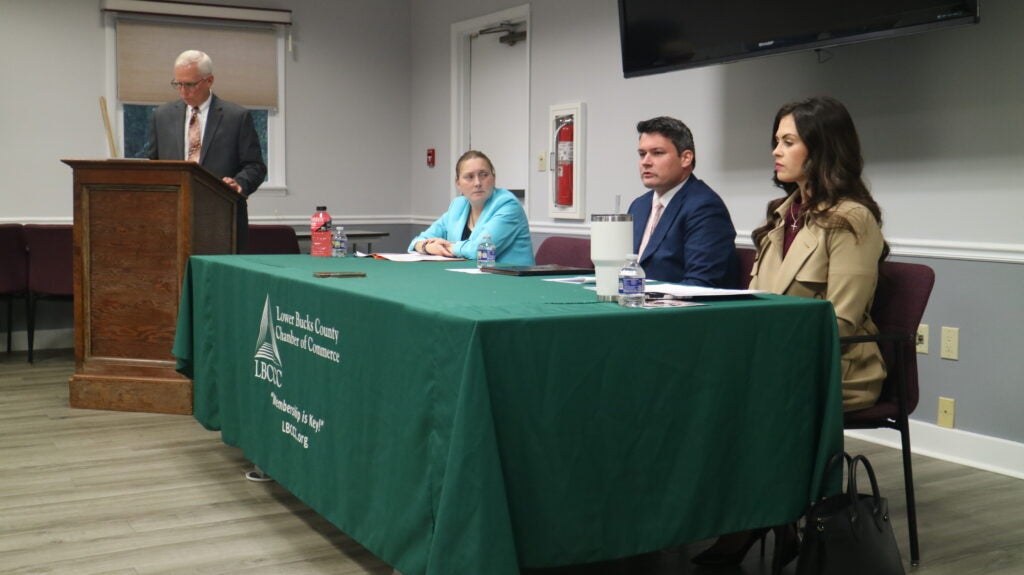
(427, 148, 436, 167)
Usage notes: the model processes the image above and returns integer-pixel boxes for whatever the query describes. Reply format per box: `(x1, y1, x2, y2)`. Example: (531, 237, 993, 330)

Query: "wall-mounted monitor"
(618, 1, 981, 78)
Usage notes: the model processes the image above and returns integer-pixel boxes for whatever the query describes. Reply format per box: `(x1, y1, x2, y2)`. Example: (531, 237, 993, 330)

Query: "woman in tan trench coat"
(748, 95, 888, 413)
(693, 96, 888, 572)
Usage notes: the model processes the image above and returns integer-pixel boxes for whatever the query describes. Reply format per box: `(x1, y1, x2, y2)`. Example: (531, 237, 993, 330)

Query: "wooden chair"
(535, 236, 593, 269)
(842, 261, 935, 566)
(0, 224, 28, 354)
(23, 225, 74, 363)
(244, 225, 301, 254)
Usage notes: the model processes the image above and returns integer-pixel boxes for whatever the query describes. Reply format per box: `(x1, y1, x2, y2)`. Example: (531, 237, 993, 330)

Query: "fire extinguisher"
(555, 116, 574, 207)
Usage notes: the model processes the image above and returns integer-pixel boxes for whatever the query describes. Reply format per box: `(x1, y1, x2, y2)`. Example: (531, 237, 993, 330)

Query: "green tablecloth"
(173, 254, 843, 575)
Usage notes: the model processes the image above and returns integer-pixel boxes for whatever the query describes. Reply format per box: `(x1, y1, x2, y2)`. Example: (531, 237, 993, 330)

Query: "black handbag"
(795, 452, 906, 575)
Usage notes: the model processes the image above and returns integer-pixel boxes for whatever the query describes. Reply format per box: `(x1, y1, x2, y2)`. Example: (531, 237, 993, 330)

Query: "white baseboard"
(846, 421, 1024, 480)
(250, 214, 416, 228)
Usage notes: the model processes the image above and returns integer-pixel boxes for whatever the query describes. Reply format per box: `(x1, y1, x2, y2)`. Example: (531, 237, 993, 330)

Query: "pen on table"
(313, 271, 366, 278)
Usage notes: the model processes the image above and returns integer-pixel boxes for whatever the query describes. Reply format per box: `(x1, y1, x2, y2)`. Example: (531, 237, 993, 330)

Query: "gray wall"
(906, 255, 1024, 444)
(1, 0, 1021, 445)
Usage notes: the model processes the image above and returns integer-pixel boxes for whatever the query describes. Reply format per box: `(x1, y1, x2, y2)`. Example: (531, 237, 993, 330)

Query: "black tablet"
(480, 264, 595, 276)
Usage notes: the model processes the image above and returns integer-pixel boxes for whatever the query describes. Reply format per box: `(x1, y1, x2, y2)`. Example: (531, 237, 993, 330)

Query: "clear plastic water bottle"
(310, 206, 332, 257)
(618, 254, 645, 307)
(331, 226, 348, 258)
(476, 234, 496, 268)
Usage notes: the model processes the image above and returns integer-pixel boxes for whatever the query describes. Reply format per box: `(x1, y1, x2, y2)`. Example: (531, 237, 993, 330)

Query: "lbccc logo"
(253, 295, 284, 388)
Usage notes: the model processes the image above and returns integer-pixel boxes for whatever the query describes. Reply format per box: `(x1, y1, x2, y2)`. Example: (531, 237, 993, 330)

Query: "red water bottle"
(310, 206, 332, 257)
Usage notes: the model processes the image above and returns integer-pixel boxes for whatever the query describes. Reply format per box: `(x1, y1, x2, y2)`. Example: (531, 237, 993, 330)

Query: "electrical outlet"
(916, 324, 929, 354)
(937, 397, 956, 428)
(941, 326, 960, 360)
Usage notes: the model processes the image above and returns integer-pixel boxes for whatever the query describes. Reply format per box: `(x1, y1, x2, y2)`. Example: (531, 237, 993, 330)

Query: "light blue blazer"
(409, 188, 535, 265)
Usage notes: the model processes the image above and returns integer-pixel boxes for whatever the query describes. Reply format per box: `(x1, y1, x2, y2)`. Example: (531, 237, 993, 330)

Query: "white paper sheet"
(355, 252, 465, 262)
(644, 284, 763, 298)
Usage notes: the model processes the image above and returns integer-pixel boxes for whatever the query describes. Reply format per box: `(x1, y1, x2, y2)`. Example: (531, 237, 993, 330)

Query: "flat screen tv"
(619, 1, 981, 78)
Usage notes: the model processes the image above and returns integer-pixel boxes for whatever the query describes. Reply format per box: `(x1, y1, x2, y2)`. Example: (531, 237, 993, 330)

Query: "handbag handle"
(849, 454, 887, 528)
(849, 454, 883, 503)
(820, 451, 853, 496)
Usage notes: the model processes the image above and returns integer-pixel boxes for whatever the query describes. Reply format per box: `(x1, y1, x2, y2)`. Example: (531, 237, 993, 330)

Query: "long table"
(173, 255, 843, 575)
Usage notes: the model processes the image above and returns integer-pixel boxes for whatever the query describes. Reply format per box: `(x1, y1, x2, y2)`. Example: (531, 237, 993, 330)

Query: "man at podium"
(146, 49, 266, 251)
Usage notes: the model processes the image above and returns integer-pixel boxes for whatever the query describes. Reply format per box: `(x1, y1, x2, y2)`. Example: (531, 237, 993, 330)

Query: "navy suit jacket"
(627, 176, 738, 287)
(146, 94, 266, 249)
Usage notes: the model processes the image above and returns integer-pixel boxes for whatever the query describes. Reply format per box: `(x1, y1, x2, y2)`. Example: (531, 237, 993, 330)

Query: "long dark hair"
(752, 96, 888, 259)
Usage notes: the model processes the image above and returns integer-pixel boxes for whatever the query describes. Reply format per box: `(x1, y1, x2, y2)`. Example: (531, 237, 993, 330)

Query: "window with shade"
(107, 7, 288, 190)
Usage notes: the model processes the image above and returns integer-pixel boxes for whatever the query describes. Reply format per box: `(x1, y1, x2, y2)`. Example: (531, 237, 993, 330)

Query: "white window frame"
(103, 13, 288, 196)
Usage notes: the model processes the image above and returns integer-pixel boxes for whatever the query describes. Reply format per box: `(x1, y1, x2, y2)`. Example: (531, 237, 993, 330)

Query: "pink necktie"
(638, 200, 664, 258)
(187, 107, 201, 162)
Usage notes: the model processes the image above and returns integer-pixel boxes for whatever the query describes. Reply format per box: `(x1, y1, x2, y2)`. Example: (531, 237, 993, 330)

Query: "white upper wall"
(410, 0, 1024, 250)
(280, 0, 411, 220)
(3, 0, 1021, 250)
(0, 0, 107, 218)
(0, 0, 411, 224)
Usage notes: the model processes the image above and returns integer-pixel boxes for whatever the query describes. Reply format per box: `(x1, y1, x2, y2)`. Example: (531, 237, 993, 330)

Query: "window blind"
(102, 0, 291, 24)
(117, 19, 278, 108)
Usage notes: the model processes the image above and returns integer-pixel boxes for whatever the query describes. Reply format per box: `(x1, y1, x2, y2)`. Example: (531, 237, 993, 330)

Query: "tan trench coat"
(748, 195, 886, 411)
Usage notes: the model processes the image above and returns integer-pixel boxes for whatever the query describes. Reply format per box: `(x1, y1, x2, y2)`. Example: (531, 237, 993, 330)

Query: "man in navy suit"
(627, 116, 737, 287)
(146, 50, 266, 251)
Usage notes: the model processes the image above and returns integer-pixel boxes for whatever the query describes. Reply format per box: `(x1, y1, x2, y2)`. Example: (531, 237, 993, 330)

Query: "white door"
(468, 25, 529, 201)
(452, 6, 530, 207)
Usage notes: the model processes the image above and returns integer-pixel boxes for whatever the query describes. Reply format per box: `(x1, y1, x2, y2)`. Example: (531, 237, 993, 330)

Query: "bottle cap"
(316, 205, 327, 211)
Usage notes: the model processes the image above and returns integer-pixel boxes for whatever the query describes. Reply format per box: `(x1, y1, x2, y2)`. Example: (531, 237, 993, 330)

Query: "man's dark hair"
(637, 116, 696, 169)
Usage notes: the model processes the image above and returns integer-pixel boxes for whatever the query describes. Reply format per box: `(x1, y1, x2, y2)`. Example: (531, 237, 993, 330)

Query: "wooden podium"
(62, 160, 239, 414)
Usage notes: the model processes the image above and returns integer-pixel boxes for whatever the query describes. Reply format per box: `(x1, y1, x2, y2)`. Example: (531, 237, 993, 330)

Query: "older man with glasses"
(145, 49, 266, 251)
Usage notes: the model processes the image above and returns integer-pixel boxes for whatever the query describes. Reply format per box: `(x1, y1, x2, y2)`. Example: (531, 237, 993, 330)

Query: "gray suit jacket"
(146, 94, 266, 249)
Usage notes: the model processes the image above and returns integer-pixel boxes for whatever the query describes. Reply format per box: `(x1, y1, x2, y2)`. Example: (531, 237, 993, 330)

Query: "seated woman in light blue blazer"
(409, 150, 534, 265)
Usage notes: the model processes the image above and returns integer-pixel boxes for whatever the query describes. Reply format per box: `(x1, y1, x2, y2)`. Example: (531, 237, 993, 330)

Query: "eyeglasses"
(460, 170, 493, 183)
(170, 77, 209, 90)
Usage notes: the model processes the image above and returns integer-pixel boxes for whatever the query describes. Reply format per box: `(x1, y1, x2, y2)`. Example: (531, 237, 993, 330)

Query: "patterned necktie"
(638, 199, 664, 258)
(187, 106, 201, 162)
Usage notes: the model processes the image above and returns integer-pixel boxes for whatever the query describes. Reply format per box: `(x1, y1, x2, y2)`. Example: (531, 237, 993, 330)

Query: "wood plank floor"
(2, 351, 1021, 574)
